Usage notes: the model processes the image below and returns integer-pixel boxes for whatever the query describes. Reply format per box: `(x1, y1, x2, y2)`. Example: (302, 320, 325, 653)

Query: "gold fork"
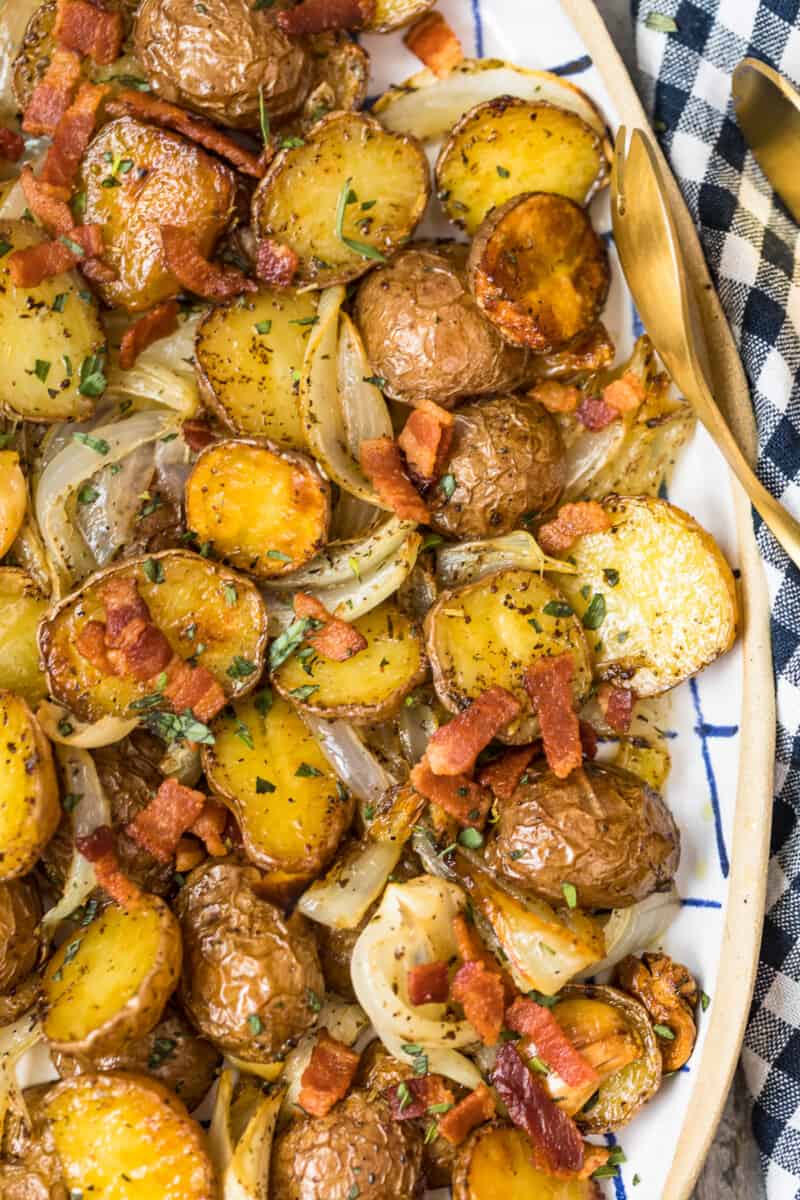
(611, 126, 800, 568)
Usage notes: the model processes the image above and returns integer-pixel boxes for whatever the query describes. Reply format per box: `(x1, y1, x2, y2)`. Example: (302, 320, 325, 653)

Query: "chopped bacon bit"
(410, 757, 491, 828)
(277, 0, 373, 36)
(255, 238, 299, 288)
(160, 226, 256, 301)
(405, 11, 464, 77)
(506, 998, 600, 1089)
(597, 682, 635, 734)
(101, 577, 149, 645)
(54, 0, 123, 64)
(579, 720, 598, 760)
(452, 913, 516, 1003)
(491, 1043, 584, 1174)
(397, 399, 454, 483)
(105, 91, 264, 177)
(162, 659, 226, 723)
(604, 371, 645, 414)
(538, 501, 611, 555)
(529, 381, 581, 414)
(76, 620, 115, 674)
(175, 836, 205, 873)
(0, 128, 24, 163)
(451, 960, 505, 1046)
(7, 227, 104, 286)
(384, 1074, 454, 1121)
(407, 960, 449, 1006)
(22, 48, 82, 137)
(106, 617, 173, 682)
(531, 1143, 611, 1181)
(76, 825, 142, 909)
(81, 255, 117, 286)
(119, 301, 180, 370)
(40, 82, 110, 193)
(523, 653, 582, 780)
(293, 593, 367, 662)
(360, 436, 429, 523)
(182, 420, 218, 453)
(126, 779, 206, 864)
(477, 745, 538, 802)
(437, 1083, 495, 1146)
(190, 801, 228, 856)
(299, 1031, 360, 1117)
(426, 687, 521, 777)
(20, 167, 73, 236)
(576, 393, 618, 431)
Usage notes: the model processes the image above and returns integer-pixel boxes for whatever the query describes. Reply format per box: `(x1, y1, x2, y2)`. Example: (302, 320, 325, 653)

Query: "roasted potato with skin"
(203, 692, 355, 896)
(176, 859, 324, 1061)
(0, 691, 59, 880)
(0, 876, 41, 993)
(427, 393, 565, 539)
(42, 893, 182, 1057)
(554, 495, 738, 695)
(272, 600, 427, 722)
(0, 1083, 65, 1200)
(39, 549, 269, 722)
(0, 568, 48, 704)
(452, 1122, 602, 1200)
(252, 112, 430, 289)
(52, 1004, 221, 1112)
(0, 220, 106, 421)
(369, 0, 435, 30)
(468, 193, 610, 353)
(425, 568, 592, 743)
(134, 0, 312, 128)
(270, 1091, 424, 1200)
(484, 761, 680, 909)
(436, 97, 610, 236)
(195, 288, 318, 447)
(185, 439, 330, 579)
(80, 117, 238, 312)
(354, 245, 532, 407)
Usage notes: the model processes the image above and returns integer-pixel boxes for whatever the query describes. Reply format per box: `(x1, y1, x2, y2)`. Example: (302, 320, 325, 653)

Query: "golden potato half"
(44, 1072, 217, 1200)
(185, 439, 330, 579)
(554, 495, 738, 695)
(453, 1123, 601, 1200)
(0, 691, 59, 880)
(0, 568, 48, 704)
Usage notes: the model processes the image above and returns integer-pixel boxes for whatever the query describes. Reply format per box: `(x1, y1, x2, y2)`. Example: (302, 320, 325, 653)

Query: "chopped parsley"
(290, 684, 319, 701)
(256, 776, 276, 793)
(561, 881, 578, 909)
(52, 292, 68, 313)
(582, 592, 606, 630)
(143, 557, 165, 584)
(254, 319, 272, 335)
(363, 374, 387, 389)
(223, 583, 238, 606)
(335, 176, 387, 262)
(439, 473, 456, 500)
(644, 12, 679, 33)
(144, 709, 214, 746)
(496, 164, 510, 177)
(542, 599, 573, 618)
(603, 567, 620, 587)
(148, 1037, 177, 1069)
(653, 1024, 675, 1040)
(306, 987, 322, 1012)
(295, 762, 323, 777)
(269, 617, 319, 671)
(266, 548, 292, 562)
(529, 1055, 550, 1075)
(247, 1013, 263, 1035)
(258, 85, 270, 145)
(254, 688, 274, 718)
(235, 718, 254, 749)
(700, 990, 711, 1011)
(0, 238, 11, 258)
(78, 353, 107, 397)
(62, 793, 81, 813)
(77, 484, 99, 504)
(227, 655, 257, 680)
(458, 827, 483, 850)
(72, 431, 109, 455)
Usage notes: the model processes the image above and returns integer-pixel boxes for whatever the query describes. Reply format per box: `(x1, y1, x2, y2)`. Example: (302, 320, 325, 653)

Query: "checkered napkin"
(631, 0, 800, 1194)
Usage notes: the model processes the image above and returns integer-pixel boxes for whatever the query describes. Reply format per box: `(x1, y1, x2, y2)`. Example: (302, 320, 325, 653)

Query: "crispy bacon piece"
(404, 11, 464, 78)
(597, 682, 634, 734)
(531, 1144, 611, 1181)
(22, 48, 82, 137)
(102, 577, 149, 644)
(0, 128, 24, 162)
(190, 801, 228, 856)
(126, 779, 206, 864)
(407, 960, 449, 1006)
(105, 91, 264, 177)
(105, 612, 173, 682)
(360, 436, 429, 524)
(426, 687, 521, 777)
(76, 620, 114, 674)
(182, 420, 218, 452)
(491, 1043, 584, 1173)
(529, 381, 581, 414)
(255, 238, 299, 287)
(477, 745, 537, 802)
(40, 82, 110, 192)
(451, 960, 505, 1046)
(54, 0, 123, 64)
(119, 301, 180, 370)
(20, 167, 73, 236)
(277, 0, 373, 35)
(384, 1074, 454, 1121)
(604, 370, 645, 414)
(576, 394, 618, 431)
(76, 825, 142, 909)
(506, 998, 599, 1089)
(523, 653, 581, 779)
(162, 658, 226, 723)
(299, 1031, 360, 1117)
(8, 227, 104, 286)
(293, 593, 367, 662)
(452, 913, 516, 1003)
(438, 1083, 495, 1145)
(579, 720, 598, 760)
(81, 255, 117, 285)
(537, 501, 611, 555)
(160, 226, 256, 300)
(397, 399, 454, 483)
(410, 757, 491, 828)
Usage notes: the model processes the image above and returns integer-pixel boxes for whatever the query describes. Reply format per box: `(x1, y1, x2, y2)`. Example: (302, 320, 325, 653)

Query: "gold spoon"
(611, 126, 800, 568)
(733, 58, 800, 223)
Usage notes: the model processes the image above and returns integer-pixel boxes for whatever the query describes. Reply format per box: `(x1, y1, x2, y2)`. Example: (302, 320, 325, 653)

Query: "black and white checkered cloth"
(632, 0, 800, 1194)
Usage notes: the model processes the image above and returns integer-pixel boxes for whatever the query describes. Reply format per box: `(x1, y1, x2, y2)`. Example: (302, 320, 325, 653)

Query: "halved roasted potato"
(468, 193, 610, 352)
(425, 568, 592, 743)
(203, 691, 354, 895)
(42, 894, 182, 1056)
(0, 690, 59, 880)
(368, 0, 435, 31)
(43, 1072, 217, 1200)
(0, 568, 48, 703)
(251, 111, 430, 288)
(184, 439, 330, 579)
(0, 875, 41, 993)
(0, 220, 106, 421)
(195, 289, 317, 446)
(80, 116, 237, 312)
(272, 600, 427, 722)
(436, 98, 609, 236)
(39, 549, 269, 722)
(553, 495, 738, 695)
(453, 1123, 601, 1200)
